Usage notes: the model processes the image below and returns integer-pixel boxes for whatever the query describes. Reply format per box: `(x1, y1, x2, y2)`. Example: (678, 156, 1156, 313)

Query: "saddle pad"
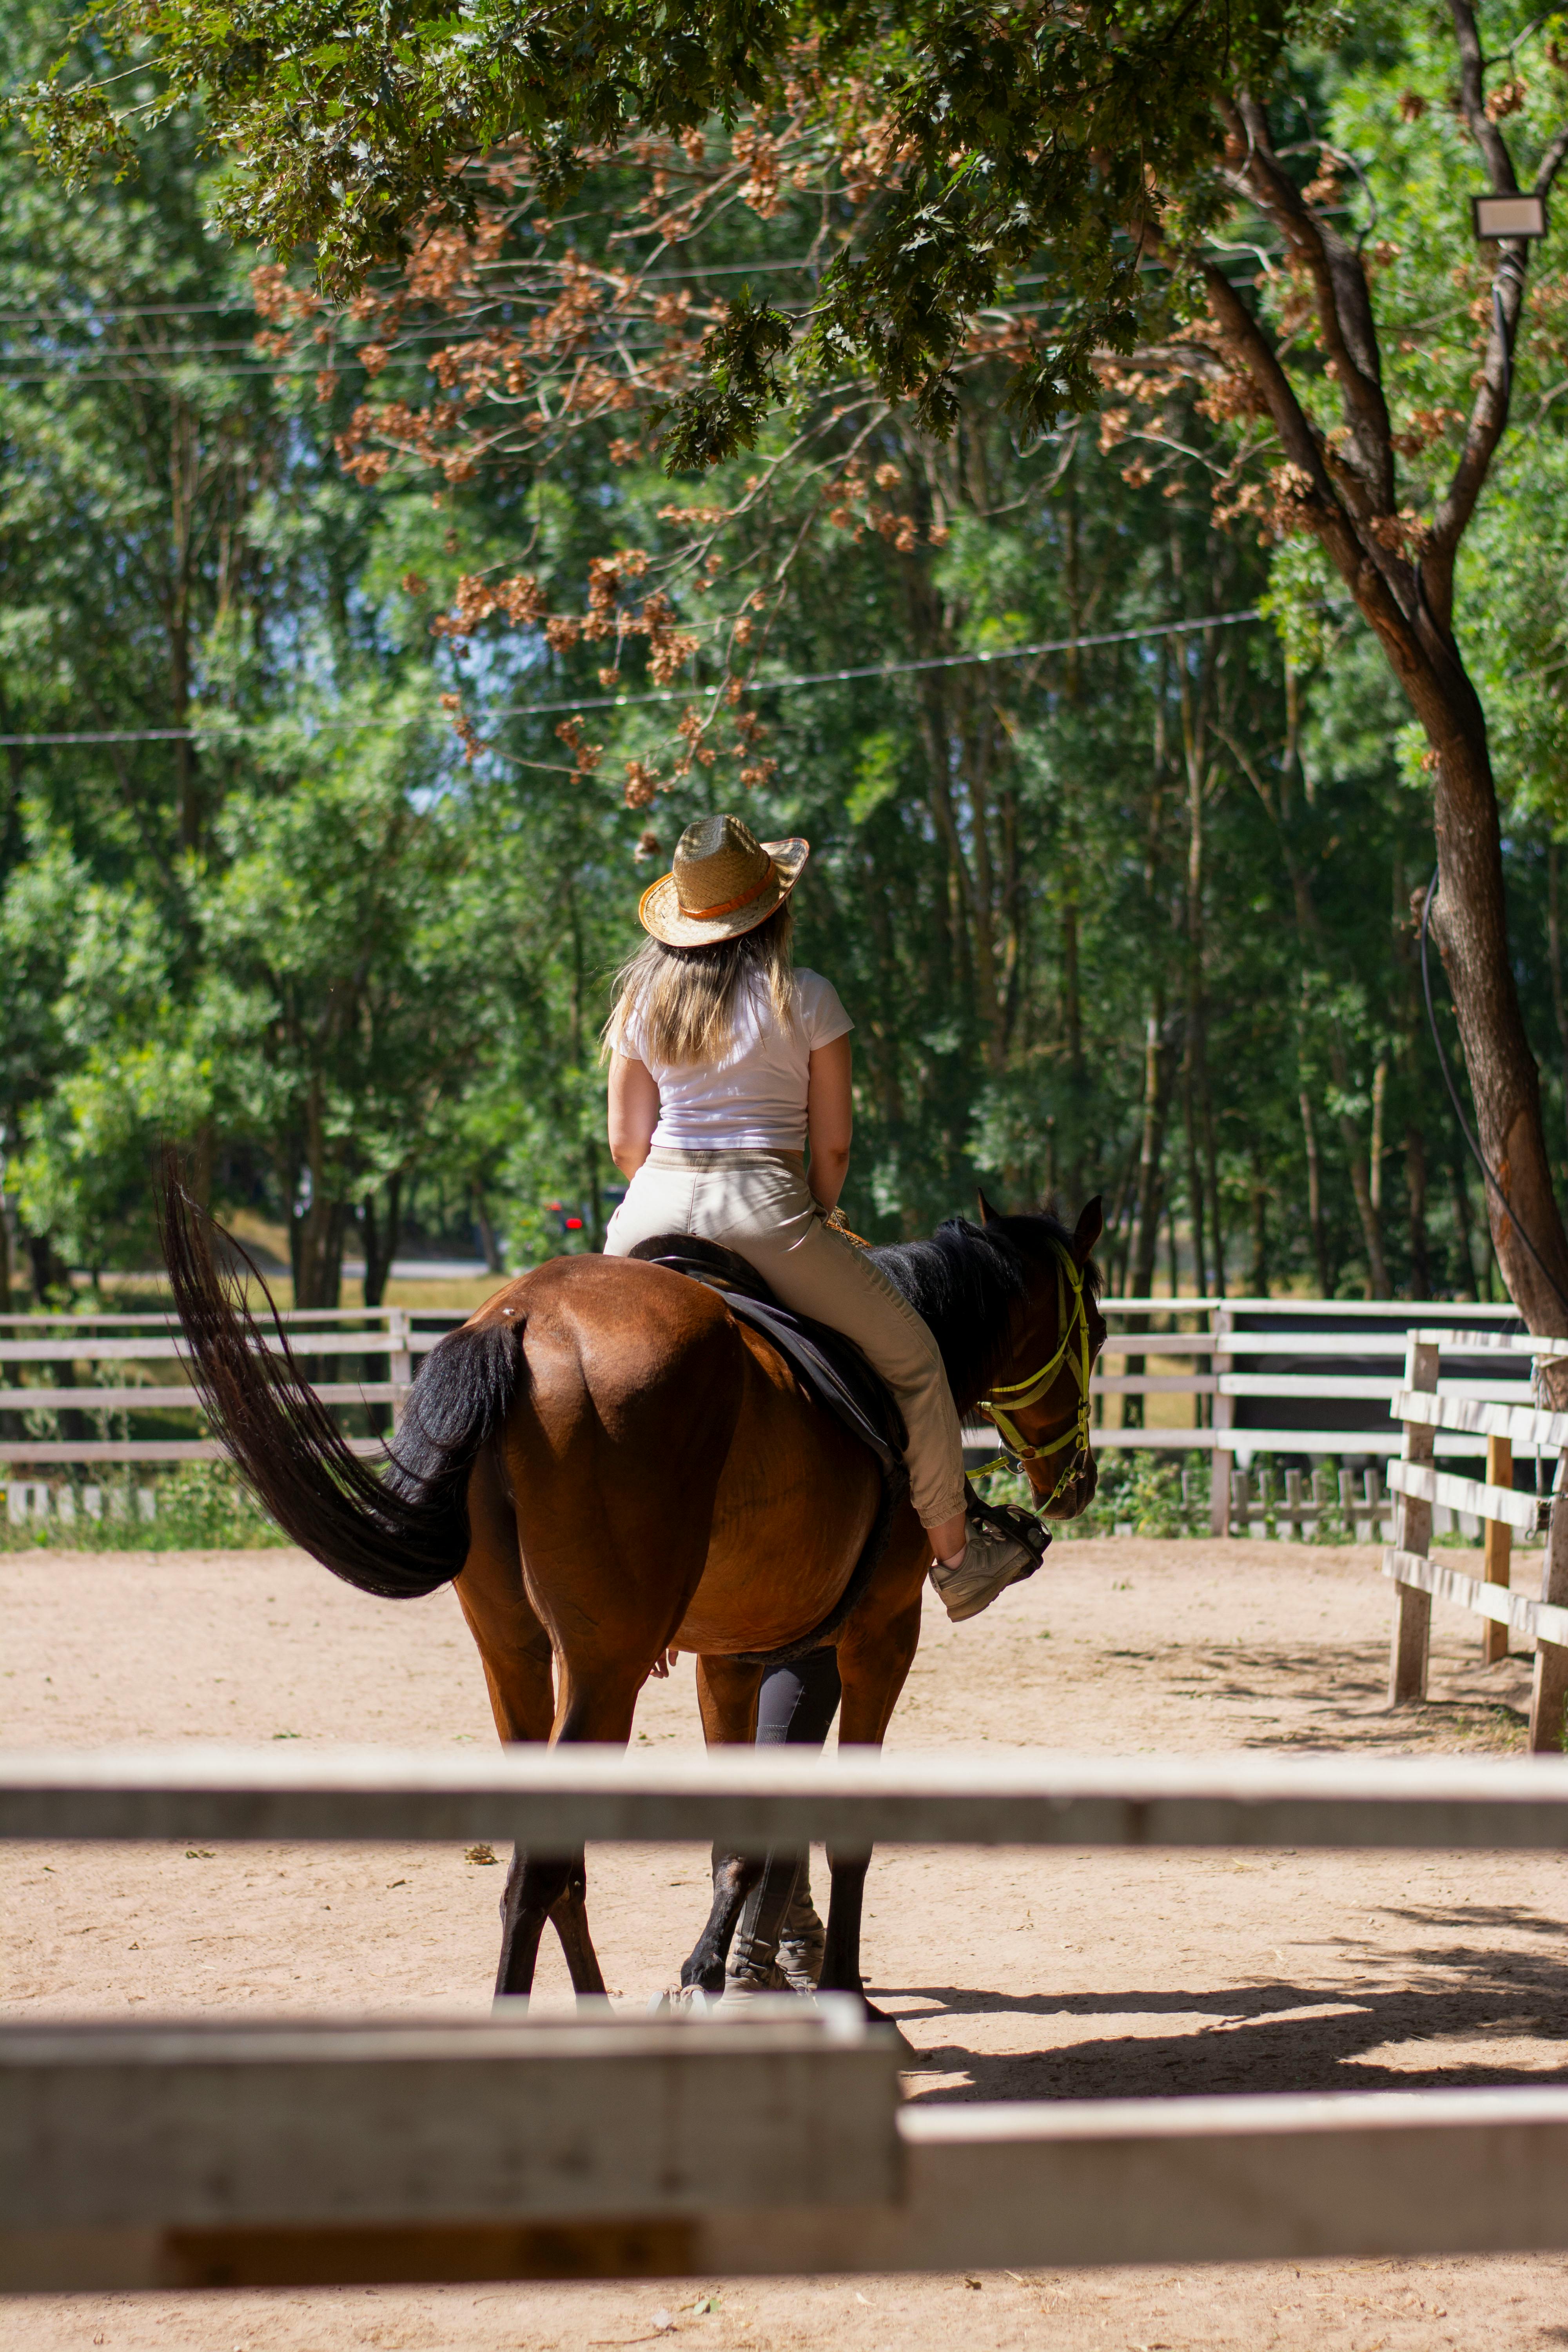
(626, 1232, 908, 1475)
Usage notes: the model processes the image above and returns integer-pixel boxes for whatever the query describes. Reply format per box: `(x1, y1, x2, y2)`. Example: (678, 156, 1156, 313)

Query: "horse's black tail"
(155, 1148, 522, 1599)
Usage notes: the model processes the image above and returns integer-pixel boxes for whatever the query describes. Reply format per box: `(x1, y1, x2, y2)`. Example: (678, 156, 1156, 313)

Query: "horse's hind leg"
(455, 1450, 615, 2002)
(675, 1655, 768, 1995)
(548, 1857, 606, 1995)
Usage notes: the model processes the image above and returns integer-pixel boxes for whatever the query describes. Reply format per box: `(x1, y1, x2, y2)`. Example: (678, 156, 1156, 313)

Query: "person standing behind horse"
(602, 812, 1042, 1618)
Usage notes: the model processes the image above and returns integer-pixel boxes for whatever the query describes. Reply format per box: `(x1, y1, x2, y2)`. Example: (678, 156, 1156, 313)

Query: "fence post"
(388, 1307, 412, 1428)
(1209, 1304, 1233, 1538)
(1388, 1335, 1438, 1705)
(1482, 1431, 1512, 1666)
(1529, 1448, 1568, 1753)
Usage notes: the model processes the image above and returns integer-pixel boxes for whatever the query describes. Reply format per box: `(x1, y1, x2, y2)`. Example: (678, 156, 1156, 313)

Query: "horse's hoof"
(650, 1984, 714, 2017)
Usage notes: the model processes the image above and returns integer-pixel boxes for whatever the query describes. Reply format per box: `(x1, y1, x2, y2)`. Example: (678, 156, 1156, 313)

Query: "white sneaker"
(929, 1520, 1044, 1622)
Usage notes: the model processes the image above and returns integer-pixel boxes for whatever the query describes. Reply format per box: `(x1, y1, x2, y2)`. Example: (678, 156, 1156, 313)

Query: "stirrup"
(963, 1475, 1050, 1579)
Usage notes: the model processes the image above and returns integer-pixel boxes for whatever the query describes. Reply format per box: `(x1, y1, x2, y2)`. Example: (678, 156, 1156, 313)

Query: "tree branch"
(1228, 92, 1394, 515)
(1427, 0, 1543, 599)
(1450, 0, 1520, 190)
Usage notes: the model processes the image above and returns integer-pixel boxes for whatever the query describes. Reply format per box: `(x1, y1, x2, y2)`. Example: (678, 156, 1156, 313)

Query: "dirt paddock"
(5, 1534, 1568, 2349)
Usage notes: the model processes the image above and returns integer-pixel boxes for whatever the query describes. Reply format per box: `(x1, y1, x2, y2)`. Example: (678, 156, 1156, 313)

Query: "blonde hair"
(603, 902, 796, 1069)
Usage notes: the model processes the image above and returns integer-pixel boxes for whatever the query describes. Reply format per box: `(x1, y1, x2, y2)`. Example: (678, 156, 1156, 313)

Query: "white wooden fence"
(0, 1305, 455, 1519)
(1, 1297, 1528, 1535)
(8, 1744, 1568, 2290)
(1383, 1328, 1568, 1751)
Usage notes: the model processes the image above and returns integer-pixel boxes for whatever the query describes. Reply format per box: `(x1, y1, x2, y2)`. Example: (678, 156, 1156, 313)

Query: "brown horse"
(159, 1163, 1105, 2009)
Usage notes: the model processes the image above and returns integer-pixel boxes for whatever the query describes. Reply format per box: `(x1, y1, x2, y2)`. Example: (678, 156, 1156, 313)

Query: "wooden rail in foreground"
(1385, 1330, 1568, 1751)
(9, 1741, 1568, 1850)
(10, 1748, 1568, 2290)
(9, 2049, 1568, 2289)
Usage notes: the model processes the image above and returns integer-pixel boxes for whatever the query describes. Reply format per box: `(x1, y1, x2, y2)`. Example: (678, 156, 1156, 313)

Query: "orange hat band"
(683, 869, 774, 922)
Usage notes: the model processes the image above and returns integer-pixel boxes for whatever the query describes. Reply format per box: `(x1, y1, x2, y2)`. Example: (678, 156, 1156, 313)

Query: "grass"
(0, 1463, 290, 1552)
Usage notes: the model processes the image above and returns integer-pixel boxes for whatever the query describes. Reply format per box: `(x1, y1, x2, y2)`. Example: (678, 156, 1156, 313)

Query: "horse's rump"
(501, 1256, 882, 1660)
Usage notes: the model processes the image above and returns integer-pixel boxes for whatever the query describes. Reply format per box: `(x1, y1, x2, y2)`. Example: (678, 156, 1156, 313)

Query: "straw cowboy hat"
(639, 813, 809, 947)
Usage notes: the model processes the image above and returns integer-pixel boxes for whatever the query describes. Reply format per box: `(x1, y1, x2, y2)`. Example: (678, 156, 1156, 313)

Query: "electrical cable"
(0, 603, 1272, 744)
(1419, 864, 1568, 1320)
(496, 606, 1267, 720)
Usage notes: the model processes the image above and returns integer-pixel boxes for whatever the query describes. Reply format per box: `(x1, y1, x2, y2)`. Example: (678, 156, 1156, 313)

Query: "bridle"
(976, 1241, 1095, 1510)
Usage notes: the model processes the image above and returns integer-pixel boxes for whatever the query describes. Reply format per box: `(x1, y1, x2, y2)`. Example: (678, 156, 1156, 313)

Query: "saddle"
(626, 1234, 1046, 1666)
(627, 1232, 907, 1470)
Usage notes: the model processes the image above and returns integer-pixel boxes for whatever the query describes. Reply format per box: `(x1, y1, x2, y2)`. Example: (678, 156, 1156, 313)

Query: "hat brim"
(639, 837, 809, 947)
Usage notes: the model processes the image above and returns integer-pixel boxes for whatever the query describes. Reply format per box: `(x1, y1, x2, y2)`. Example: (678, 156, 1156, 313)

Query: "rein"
(977, 1242, 1093, 1508)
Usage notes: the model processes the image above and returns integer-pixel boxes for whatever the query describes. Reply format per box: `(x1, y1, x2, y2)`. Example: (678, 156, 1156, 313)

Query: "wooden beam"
(1380, 1548, 1568, 1646)
(1484, 1431, 1512, 1664)
(1387, 1457, 1540, 1534)
(0, 2011, 901, 2243)
(1395, 1386, 1568, 1455)
(9, 1743, 1568, 1851)
(12, 2086, 1568, 2290)
(1531, 1449, 1568, 1755)
(1389, 1339, 1437, 1704)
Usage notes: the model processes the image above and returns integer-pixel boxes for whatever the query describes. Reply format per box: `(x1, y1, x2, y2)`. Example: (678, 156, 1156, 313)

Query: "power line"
(496, 606, 1268, 718)
(0, 606, 1270, 746)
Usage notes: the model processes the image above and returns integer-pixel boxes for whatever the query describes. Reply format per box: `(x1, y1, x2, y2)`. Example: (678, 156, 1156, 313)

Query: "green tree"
(36, 0, 1568, 1339)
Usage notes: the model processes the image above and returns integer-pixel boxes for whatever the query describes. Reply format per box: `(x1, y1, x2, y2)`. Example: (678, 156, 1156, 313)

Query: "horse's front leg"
(677, 1654, 767, 1994)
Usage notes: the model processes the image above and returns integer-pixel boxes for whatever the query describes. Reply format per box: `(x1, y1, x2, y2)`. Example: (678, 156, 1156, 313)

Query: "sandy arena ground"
(5, 1534, 1568, 2349)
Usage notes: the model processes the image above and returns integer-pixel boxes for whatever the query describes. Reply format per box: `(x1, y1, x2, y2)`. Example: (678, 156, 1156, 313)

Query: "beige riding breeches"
(603, 1147, 966, 1529)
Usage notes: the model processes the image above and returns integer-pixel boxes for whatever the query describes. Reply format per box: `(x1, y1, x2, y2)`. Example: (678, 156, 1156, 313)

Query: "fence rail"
(0, 1298, 1534, 1521)
(9, 1744, 1568, 2291)
(1384, 1330, 1568, 1748)
(9, 1741, 1568, 1849)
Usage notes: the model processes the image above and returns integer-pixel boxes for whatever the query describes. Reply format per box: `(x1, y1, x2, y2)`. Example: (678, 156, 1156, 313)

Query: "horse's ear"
(1072, 1195, 1103, 1265)
(976, 1189, 1005, 1226)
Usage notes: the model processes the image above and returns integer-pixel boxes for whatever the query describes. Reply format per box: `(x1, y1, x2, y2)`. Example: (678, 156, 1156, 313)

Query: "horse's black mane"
(871, 1209, 1089, 1417)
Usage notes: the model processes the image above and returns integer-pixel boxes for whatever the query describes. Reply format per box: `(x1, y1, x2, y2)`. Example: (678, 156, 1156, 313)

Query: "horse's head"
(975, 1193, 1106, 1520)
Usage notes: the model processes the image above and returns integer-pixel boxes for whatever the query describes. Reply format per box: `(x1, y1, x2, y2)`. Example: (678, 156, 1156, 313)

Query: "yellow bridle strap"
(978, 1245, 1093, 1504)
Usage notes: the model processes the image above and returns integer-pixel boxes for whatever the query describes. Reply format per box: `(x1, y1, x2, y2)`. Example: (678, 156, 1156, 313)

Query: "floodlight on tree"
(1471, 192, 1548, 241)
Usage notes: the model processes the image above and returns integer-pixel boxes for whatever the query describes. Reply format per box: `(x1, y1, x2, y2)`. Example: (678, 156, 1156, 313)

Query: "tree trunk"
(1249, 1140, 1268, 1296)
(1405, 1123, 1431, 1299)
(1549, 838, 1568, 1158)
(1201, 1078, 1227, 1298)
(290, 1093, 347, 1310)
(1125, 1002, 1175, 1428)
(361, 1173, 403, 1438)
(1447, 1132, 1479, 1301)
(292, 1197, 347, 1310)
(361, 1172, 403, 1307)
(1181, 1056, 1208, 1301)
(473, 1193, 504, 1276)
(1300, 1090, 1330, 1297)
(1428, 722, 1568, 1359)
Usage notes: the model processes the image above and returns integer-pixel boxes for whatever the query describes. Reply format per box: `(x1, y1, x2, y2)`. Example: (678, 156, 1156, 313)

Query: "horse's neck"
(870, 1235, 1015, 1416)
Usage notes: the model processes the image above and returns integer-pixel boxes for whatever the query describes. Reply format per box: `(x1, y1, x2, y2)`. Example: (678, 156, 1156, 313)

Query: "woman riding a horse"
(603, 812, 1042, 1624)
(157, 812, 1107, 2009)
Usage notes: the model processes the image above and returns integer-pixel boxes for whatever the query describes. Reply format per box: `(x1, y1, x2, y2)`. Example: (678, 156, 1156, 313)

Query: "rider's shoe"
(929, 1495, 1050, 1622)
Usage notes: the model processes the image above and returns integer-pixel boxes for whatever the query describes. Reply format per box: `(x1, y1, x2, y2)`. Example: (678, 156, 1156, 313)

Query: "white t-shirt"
(621, 969, 853, 1152)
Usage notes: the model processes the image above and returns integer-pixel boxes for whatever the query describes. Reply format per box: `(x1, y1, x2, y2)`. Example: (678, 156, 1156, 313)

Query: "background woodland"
(5, 0, 1568, 1316)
